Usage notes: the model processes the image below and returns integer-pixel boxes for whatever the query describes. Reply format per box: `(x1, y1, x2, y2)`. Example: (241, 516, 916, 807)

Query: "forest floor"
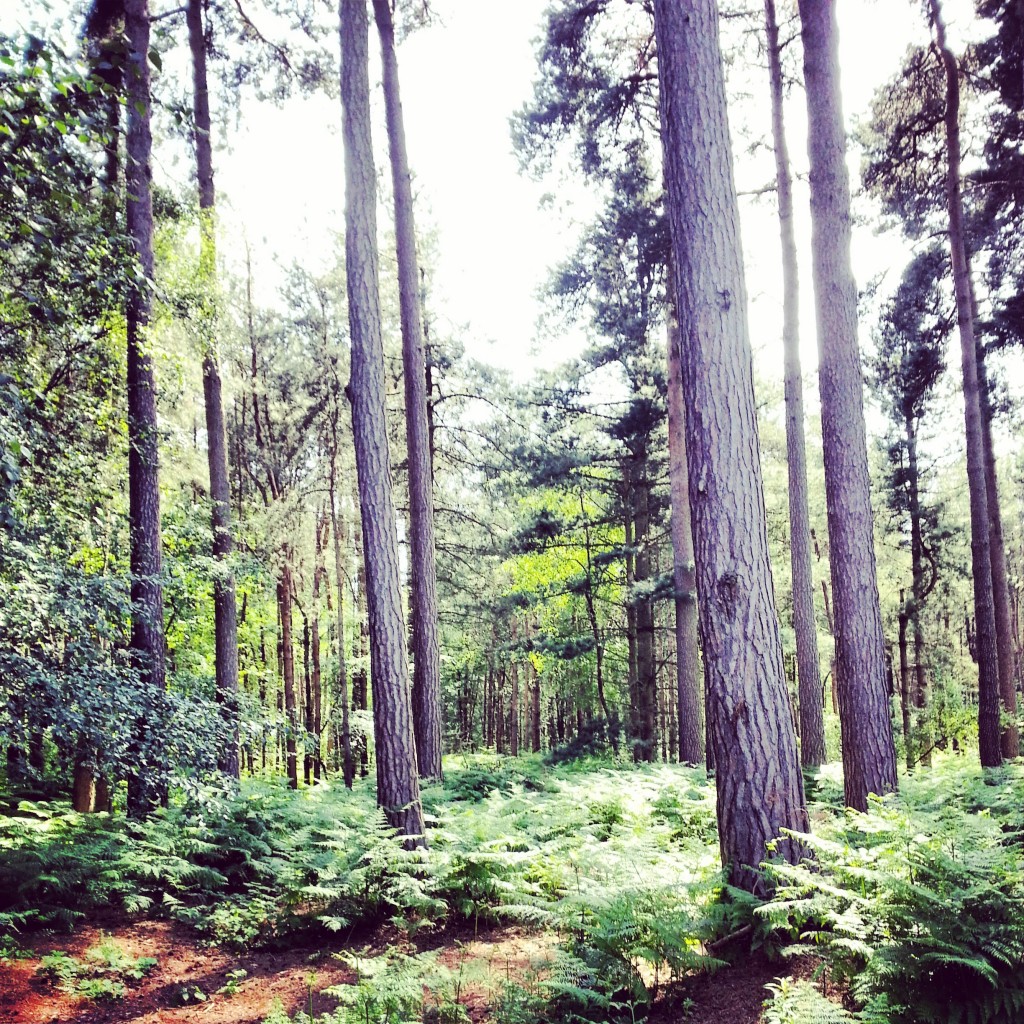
(0, 916, 804, 1024)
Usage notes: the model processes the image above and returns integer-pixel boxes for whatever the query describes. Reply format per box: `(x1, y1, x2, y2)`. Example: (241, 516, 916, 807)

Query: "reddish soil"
(0, 919, 809, 1024)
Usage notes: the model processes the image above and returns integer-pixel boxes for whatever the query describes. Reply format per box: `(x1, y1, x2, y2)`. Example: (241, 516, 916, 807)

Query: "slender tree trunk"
(531, 662, 541, 753)
(372, 0, 443, 781)
(623, 490, 640, 756)
(510, 662, 520, 757)
(278, 561, 298, 790)
(303, 612, 313, 786)
(929, 0, 1002, 766)
(635, 451, 657, 762)
(124, 0, 167, 819)
(187, 0, 240, 778)
(976, 349, 1019, 756)
(654, 0, 808, 893)
(312, 511, 327, 782)
(329, 459, 354, 788)
(765, 0, 826, 768)
(898, 592, 914, 768)
(666, 316, 704, 765)
(798, 0, 898, 806)
(906, 422, 932, 767)
(339, 0, 424, 839)
(353, 496, 370, 779)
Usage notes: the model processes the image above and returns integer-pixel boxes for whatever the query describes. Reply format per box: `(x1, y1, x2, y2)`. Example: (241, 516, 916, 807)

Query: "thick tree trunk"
(278, 561, 298, 790)
(666, 317, 704, 765)
(187, 0, 240, 779)
(929, 0, 1002, 766)
(339, 0, 424, 840)
(124, 0, 167, 819)
(372, 0, 443, 781)
(654, 0, 808, 893)
(765, 0, 826, 768)
(798, 0, 898, 806)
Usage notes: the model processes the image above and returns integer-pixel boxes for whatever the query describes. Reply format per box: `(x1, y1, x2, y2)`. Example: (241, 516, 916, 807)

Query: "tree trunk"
(666, 316, 705, 765)
(329, 456, 354, 788)
(654, 0, 808, 893)
(906, 421, 932, 767)
(510, 662, 520, 757)
(928, 0, 1002, 766)
(124, 0, 167, 819)
(531, 662, 542, 753)
(798, 0, 898, 806)
(372, 0, 443, 782)
(623, 490, 640, 756)
(898, 593, 914, 768)
(278, 561, 298, 790)
(765, 0, 826, 768)
(339, 0, 424, 840)
(303, 612, 313, 787)
(187, 0, 240, 779)
(976, 348, 1019, 756)
(634, 450, 657, 762)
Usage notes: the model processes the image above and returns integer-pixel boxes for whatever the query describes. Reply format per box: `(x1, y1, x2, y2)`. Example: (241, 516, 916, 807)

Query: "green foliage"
(760, 759, 1024, 1024)
(36, 938, 157, 1000)
(763, 979, 855, 1024)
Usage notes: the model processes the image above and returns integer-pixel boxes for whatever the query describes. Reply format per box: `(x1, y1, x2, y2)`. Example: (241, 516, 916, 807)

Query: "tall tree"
(927, 0, 1002, 766)
(654, 0, 808, 892)
(764, 0, 825, 767)
(797, 0, 898, 808)
(372, 0, 443, 781)
(339, 0, 424, 839)
(186, 0, 240, 778)
(124, 0, 168, 818)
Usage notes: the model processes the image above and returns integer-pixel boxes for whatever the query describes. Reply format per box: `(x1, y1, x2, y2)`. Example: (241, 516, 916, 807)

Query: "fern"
(763, 979, 855, 1024)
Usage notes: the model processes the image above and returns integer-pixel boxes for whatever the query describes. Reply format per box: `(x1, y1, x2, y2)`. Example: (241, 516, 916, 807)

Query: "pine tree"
(654, 0, 808, 892)
(797, 0, 898, 807)
(339, 0, 424, 840)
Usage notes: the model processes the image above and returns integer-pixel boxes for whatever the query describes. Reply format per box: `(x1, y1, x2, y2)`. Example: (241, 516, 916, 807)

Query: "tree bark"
(798, 0, 898, 807)
(654, 0, 808, 893)
(666, 316, 705, 765)
(372, 0, 443, 782)
(187, 0, 240, 779)
(928, 0, 1002, 766)
(339, 0, 424, 840)
(124, 0, 167, 819)
(765, 0, 826, 768)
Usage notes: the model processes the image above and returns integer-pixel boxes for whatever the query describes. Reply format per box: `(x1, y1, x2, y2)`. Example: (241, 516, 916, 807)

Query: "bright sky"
(2, 0, 993, 390)
(213, 0, 978, 386)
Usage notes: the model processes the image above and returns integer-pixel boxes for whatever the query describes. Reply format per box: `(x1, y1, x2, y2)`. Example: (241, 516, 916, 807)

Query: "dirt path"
(0, 919, 802, 1024)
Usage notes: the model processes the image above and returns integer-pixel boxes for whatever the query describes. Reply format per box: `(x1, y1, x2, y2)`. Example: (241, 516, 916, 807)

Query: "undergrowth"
(760, 758, 1024, 1024)
(36, 937, 157, 1000)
